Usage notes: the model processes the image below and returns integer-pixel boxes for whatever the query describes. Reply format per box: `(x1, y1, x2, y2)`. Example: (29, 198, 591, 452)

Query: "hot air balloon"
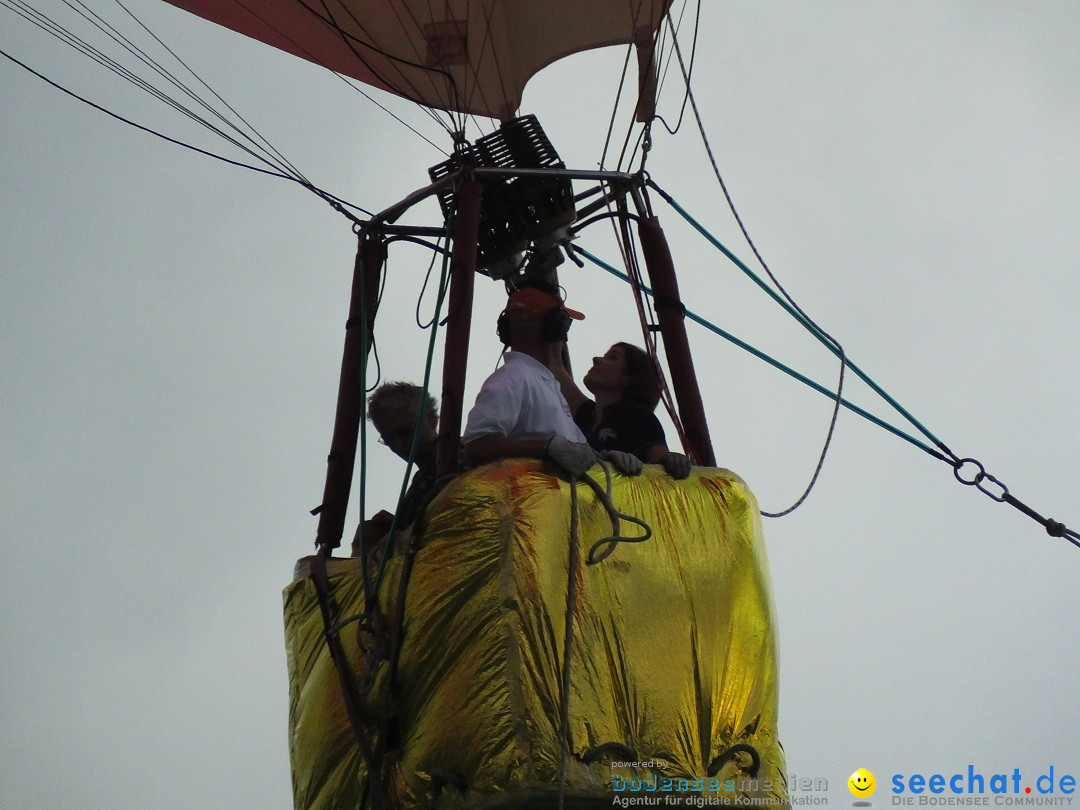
(5, 4, 1078, 809)
(148, 2, 788, 808)
(162, 1, 673, 122)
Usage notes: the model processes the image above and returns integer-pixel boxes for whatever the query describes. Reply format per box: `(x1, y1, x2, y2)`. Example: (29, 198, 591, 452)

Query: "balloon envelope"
(164, 0, 673, 121)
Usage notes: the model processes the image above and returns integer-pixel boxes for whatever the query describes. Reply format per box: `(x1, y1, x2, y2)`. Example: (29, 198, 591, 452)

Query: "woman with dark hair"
(554, 342, 692, 479)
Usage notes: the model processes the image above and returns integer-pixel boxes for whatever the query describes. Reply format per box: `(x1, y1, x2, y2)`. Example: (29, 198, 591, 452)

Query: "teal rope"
(578, 247, 949, 463)
(367, 232, 453, 602)
(356, 240, 373, 589)
(645, 180, 955, 460)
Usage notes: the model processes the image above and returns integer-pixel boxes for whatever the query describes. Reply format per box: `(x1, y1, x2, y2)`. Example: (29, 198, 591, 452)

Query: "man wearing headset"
(462, 285, 641, 478)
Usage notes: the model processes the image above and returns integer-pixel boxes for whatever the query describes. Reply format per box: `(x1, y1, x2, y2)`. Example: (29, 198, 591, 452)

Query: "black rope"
(90, 0, 312, 182)
(572, 209, 640, 235)
(5, 2, 329, 190)
(430, 769, 468, 800)
(3, 0, 382, 221)
(0, 47, 374, 224)
(373, 512, 421, 773)
(576, 470, 653, 565)
(582, 742, 637, 765)
(2, 47, 286, 177)
(293, 0, 460, 134)
(308, 552, 387, 810)
(952, 458, 1080, 550)
(414, 234, 448, 329)
(663, 33, 850, 517)
(707, 743, 761, 778)
(557, 476, 583, 810)
(655, 1, 701, 137)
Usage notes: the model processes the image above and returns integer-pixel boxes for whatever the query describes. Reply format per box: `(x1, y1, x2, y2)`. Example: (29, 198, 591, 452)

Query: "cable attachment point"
(1045, 520, 1066, 538)
(951, 458, 1079, 549)
(952, 457, 984, 485)
(952, 457, 1009, 503)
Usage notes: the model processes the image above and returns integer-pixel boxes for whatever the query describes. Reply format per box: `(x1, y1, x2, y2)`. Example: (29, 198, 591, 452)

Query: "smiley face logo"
(848, 768, 876, 798)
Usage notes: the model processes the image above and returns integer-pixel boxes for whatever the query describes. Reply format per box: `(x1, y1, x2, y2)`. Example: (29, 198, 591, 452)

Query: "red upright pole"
(436, 179, 483, 478)
(637, 215, 716, 467)
(314, 232, 385, 551)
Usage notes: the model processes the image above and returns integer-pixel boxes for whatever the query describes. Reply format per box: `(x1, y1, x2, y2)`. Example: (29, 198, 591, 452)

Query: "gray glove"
(600, 450, 644, 476)
(660, 451, 692, 480)
(546, 436, 600, 477)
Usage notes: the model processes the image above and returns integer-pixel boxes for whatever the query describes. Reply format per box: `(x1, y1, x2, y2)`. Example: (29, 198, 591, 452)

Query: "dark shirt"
(398, 464, 439, 529)
(574, 399, 666, 461)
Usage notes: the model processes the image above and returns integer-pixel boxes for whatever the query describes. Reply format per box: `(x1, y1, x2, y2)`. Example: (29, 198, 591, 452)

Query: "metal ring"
(953, 458, 985, 486)
(975, 471, 1009, 502)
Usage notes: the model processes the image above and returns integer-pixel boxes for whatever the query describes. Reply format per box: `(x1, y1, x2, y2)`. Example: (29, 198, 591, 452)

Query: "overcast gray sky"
(2, 2, 1078, 808)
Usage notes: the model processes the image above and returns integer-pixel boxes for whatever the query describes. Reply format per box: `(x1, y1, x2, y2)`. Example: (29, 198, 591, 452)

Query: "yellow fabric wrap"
(284, 460, 788, 809)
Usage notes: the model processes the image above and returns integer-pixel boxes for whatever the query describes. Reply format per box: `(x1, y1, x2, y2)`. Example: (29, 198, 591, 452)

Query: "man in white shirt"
(463, 286, 640, 478)
(463, 349, 586, 447)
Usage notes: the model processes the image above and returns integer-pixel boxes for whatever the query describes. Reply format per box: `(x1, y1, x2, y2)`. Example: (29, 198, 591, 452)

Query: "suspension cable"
(361, 222, 453, 602)
(578, 243, 1077, 547)
(9, 0, 310, 182)
(648, 180, 950, 456)
(610, 194, 692, 457)
(578, 246, 947, 460)
(0, 45, 374, 222)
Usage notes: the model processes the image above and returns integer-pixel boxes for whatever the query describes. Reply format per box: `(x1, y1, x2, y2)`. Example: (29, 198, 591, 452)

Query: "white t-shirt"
(463, 351, 587, 446)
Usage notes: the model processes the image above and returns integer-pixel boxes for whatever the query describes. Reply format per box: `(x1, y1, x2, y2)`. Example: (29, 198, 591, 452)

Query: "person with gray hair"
(352, 381, 440, 557)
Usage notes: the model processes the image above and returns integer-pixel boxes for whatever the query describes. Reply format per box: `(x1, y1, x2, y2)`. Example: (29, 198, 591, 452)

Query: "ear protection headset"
(496, 306, 572, 345)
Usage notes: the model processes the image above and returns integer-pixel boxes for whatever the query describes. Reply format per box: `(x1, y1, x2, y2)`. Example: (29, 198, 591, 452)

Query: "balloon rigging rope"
(254, 0, 452, 150)
(652, 0, 700, 137)
(299, 0, 459, 135)
(0, 6, 378, 220)
(603, 187, 1078, 543)
(666, 24, 846, 517)
(318, 226, 453, 756)
(557, 465, 654, 810)
(14, 0, 448, 178)
(598, 35, 635, 171)
(608, 0, 701, 173)
(641, 180, 1080, 537)
(460, 0, 512, 135)
(610, 197, 693, 456)
(556, 476, 582, 810)
(14, 0, 1074, 544)
(9, 0, 312, 183)
(362, 230, 453, 601)
(575, 246, 947, 459)
(110, 0, 308, 179)
(580, 469, 653, 565)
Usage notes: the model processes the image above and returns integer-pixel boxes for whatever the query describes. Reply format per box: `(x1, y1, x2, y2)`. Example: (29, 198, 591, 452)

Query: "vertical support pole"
(437, 179, 483, 478)
(637, 215, 716, 466)
(314, 231, 385, 551)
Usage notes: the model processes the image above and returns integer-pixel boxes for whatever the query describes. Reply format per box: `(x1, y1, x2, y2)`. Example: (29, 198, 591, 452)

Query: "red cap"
(506, 287, 584, 320)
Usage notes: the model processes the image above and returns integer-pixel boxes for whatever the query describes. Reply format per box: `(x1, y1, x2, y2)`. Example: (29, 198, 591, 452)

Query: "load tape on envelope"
(284, 460, 789, 809)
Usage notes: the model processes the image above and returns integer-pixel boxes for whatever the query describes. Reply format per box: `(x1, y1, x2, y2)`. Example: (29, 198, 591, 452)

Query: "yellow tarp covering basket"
(284, 461, 788, 809)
